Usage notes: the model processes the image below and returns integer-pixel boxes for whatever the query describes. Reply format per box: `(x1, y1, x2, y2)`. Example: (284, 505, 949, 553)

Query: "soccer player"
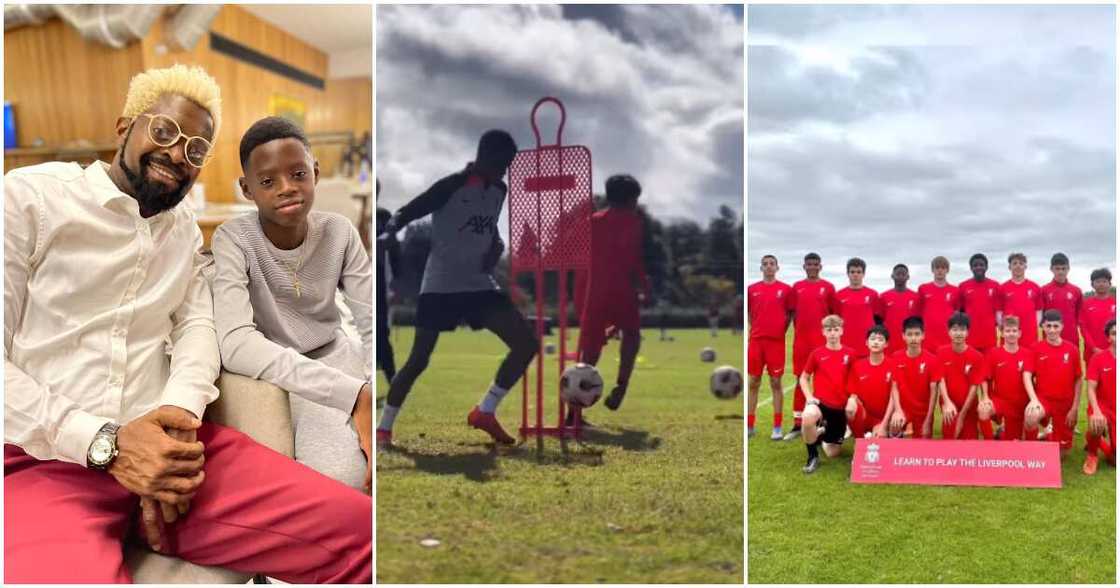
(798, 315, 855, 474)
(977, 316, 1034, 441)
(880, 263, 919, 356)
(846, 325, 896, 439)
(1024, 310, 1083, 455)
(785, 252, 837, 440)
(1041, 252, 1082, 349)
(999, 252, 1042, 349)
(832, 257, 881, 359)
(958, 253, 1001, 355)
(936, 313, 986, 439)
(917, 256, 960, 353)
(577, 174, 651, 412)
(747, 255, 793, 439)
(1080, 268, 1116, 364)
(1083, 319, 1116, 475)
(888, 317, 942, 439)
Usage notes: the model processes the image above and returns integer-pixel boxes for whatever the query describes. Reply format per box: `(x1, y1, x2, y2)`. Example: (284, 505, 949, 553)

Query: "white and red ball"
(560, 363, 604, 408)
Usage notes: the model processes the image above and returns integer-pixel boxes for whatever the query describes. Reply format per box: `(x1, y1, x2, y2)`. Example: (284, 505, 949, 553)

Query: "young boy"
(375, 179, 401, 387)
(1083, 319, 1116, 475)
(832, 257, 881, 359)
(845, 325, 896, 439)
(213, 117, 373, 491)
(958, 253, 1001, 355)
(798, 315, 855, 473)
(977, 316, 1034, 441)
(888, 317, 942, 439)
(578, 174, 651, 412)
(747, 254, 792, 439)
(377, 129, 537, 448)
(1079, 268, 1116, 364)
(936, 313, 986, 439)
(786, 252, 837, 440)
(999, 252, 1042, 349)
(879, 263, 919, 356)
(1041, 253, 1082, 349)
(1024, 310, 1082, 454)
(917, 256, 960, 353)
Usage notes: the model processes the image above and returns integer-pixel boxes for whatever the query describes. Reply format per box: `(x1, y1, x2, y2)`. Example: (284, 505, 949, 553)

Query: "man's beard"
(119, 126, 193, 216)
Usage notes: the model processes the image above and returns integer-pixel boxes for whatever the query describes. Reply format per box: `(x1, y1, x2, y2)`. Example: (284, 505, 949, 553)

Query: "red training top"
(747, 279, 792, 340)
(832, 287, 880, 357)
(1030, 339, 1082, 403)
(1000, 279, 1042, 348)
(847, 356, 894, 419)
(1087, 349, 1116, 414)
(803, 345, 856, 409)
(791, 278, 836, 350)
(1041, 280, 1083, 346)
(917, 282, 960, 351)
(985, 346, 1034, 409)
(936, 344, 986, 406)
(880, 288, 920, 355)
(892, 349, 943, 420)
(959, 278, 1002, 350)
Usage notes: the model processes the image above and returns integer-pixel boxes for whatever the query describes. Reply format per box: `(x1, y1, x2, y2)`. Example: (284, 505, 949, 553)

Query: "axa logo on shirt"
(459, 215, 497, 235)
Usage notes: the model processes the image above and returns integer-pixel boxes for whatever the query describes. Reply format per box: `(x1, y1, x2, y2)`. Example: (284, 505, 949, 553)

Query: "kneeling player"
(977, 316, 1033, 440)
(888, 317, 942, 439)
(1083, 319, 1116, 475)
(937, 312, 986, 439)
(799, 315, 855, 473)
(1024, 310, 1083, 456)
(846, 325, 895, 439)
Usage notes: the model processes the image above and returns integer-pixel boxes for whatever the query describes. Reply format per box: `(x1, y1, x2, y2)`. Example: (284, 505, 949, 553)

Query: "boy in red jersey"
(845, 325, 895, 439)
(577, 174, 651, 413)
(977, 316, 1034, 440)
(959, 253, 1001, 355)
(1024, 310, 1082, 455)
(880, 264, 919, 356)
(1041, 253, 1082, 349)
(888, 316, 942, 439)
(799, 315, 855, 474)
(747, 255, 793, 439)
(784, 252, 836, 440)
(999, 252, 1042, 348)
(1080, 268, 1116, 364)
(1083, 319, 1116, 475)
(832, 257, 881, 359)
(936, 312, 987, 439)
(917, 256, 960, 353)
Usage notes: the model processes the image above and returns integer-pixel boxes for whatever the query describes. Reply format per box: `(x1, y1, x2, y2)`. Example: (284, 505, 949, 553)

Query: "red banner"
(850, 438, 1062, 488)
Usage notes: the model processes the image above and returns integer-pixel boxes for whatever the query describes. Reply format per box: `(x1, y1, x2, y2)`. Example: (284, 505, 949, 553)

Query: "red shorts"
(897, 410, 930, 439)
(1037, 397, 1076, 449)
(988, 397, 1027, 440)
(748, 337, 785, 377)
(578, 301, 640, 355)
(942, 405, 979, 440)
(848, 399, 886, 438)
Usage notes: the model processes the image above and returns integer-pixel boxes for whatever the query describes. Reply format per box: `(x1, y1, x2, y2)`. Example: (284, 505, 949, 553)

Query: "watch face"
(90, 437, 113, 464)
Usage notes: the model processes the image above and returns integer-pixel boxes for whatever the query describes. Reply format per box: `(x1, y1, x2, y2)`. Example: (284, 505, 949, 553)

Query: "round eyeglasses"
(135, 113, 214, 168)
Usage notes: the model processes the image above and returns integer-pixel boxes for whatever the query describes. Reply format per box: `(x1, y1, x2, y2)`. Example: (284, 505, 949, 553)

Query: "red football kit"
(917, 282, 960, 352)
(880, 288, 920, 355)
(959, 278, 1002, 352)
(984, 346, 1034, 440)
(578, 208, 649, 355)
(1000, 279, 1042, 348)
(832, 287, 880, 358)
(790, 279, 836, 423)
(892, 349, 943, 438)
(1041, 280, 1083, 346)
(1080, 295, 1117, 362)
(803, 345, 855, 410)
(846, 356, 893, 438)
(1030, 339, 1082, 449)
(747, 279, 793, 377)
(1085, 349, 1117, 459)
(937, 345, 986, 439)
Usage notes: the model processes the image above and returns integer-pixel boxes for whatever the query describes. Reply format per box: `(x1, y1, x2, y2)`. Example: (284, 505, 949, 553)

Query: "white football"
(560, 363, 604, 408)
(700, 347, 717, 362)
(710, 365, 743, 400)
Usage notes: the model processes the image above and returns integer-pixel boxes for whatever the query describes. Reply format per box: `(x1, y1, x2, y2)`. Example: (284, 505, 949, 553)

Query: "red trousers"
(4, 423, 371, 583)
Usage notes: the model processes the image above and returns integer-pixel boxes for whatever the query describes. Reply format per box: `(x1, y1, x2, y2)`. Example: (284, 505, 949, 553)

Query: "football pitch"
(747, 332, 1117, 584)
(376, 327, 744, 583)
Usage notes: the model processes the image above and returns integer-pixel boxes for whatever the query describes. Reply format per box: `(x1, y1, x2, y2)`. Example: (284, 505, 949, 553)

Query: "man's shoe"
(770, 427, 783, 441)
(802, 455, 820, 474)
(467, 406, 516, 444)
(1083, 454, 1099, 475)
(782, 428, 802, 441)
(376, 429, 394, 451)
(604, 385, 628, 411)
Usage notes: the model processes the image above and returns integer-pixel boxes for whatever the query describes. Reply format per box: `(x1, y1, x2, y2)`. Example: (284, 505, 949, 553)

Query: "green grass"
(748, 331, 1116, 584)
(376, 327, 744, 583)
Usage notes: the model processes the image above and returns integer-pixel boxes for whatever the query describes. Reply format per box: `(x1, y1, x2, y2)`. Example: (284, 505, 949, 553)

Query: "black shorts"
(817, 402, 848, 445)
(416, 290, 513, 332)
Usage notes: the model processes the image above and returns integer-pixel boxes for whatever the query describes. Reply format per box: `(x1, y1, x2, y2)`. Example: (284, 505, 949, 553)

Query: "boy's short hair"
(1008, 252, 1027, 264)
(1106, 319, 1116, 339)
(902, 316, 924, 332)
(847, 257, 866, 271)
(931, 256, 949, 270)
(1050, 252, 1070, 267)
(969, 253, 988, 266)
(822, 314, 843, 329)
(947, 312, 970, 330)
(1091, 268, 1112, 282)
(605, 174, 642, 205)
(867, 324, 890, 341)
(893, 263, 909, 272)
(478, 129, 518, 160)
(1002, 315, 1021, 329)
(239, 116, 311, 171)
(1041, 309, 1063, 324)
(804, 252, 821, 262)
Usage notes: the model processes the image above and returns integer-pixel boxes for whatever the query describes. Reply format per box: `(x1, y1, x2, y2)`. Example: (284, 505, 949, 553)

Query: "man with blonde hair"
(4, 65, 370, 583)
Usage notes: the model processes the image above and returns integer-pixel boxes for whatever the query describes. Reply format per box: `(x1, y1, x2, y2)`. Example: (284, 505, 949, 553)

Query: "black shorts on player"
(817, 403, 848, 445)
(415, 291, 515, 332)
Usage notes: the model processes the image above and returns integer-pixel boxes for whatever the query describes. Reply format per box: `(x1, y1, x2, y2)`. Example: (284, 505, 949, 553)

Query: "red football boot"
(467, 407, 516, 444)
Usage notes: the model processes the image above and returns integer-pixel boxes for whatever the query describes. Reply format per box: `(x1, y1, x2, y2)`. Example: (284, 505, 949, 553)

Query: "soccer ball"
(700, 347, 717, 362)
(710, 365, 743, 400)
(544, 342, 557, 355)
(560, 363, 604, 408)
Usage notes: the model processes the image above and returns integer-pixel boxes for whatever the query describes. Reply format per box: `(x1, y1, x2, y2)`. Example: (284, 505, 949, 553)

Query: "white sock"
(379, 405, 400, 431)
(479, 383, 510, 414)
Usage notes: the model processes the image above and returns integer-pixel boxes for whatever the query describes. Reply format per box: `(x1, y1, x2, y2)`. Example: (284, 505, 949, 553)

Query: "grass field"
(376, 327, 744, 583)
(747, 331, 1117, 584)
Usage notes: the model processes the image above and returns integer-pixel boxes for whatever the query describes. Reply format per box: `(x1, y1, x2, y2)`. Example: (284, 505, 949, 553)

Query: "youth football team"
(748, 252, 1117, 475)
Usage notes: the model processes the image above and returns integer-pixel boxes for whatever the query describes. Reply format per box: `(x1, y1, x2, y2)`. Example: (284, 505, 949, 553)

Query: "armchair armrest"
(206, 371, 294, 457)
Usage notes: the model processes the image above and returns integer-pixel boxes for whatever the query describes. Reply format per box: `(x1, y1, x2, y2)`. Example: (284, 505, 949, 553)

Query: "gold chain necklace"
(280, 252, 304, 298)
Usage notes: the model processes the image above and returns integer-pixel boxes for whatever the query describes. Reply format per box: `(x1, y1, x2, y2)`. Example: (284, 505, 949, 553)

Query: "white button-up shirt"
(5, 161, 219, 466)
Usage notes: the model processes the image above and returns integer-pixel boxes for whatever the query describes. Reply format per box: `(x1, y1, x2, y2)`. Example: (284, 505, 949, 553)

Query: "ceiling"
(240, 4, 371, 78)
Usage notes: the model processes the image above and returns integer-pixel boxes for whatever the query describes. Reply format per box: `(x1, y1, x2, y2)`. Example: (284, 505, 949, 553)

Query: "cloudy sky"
(747, 5, 1116, 291)
(376, 4, 743, 236)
